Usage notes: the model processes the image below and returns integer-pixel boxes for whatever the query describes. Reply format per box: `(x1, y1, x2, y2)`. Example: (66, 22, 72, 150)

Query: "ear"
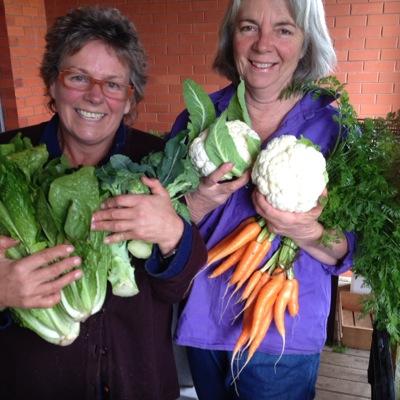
(49, 82, 56, 99)
(124, 86, 134, 114)
(124, 98, 132, 115)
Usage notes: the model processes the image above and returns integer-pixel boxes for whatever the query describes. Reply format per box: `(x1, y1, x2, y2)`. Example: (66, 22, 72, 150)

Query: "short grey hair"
(213, 0, 337, 85)
(40, 6, 147, 120)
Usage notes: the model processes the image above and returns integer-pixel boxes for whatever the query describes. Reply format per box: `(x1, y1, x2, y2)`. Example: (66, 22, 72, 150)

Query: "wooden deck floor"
(316, 346, 371, 399)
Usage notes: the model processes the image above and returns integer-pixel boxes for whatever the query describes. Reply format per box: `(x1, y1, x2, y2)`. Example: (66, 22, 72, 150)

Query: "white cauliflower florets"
(251, 135, 328, 212)
(189, 120, 260, 179)
(189, 130, 218, 177)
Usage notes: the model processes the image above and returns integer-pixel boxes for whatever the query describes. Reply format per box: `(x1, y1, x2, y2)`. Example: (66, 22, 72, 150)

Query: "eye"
(69, 73, 89, 83)
(238, 22, 258, 33)
(278, 27, 294, 36)
(105, 81, 123, 91)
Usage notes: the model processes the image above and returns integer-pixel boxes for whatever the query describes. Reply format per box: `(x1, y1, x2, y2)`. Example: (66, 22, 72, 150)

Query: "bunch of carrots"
(207, 216, 299, 371)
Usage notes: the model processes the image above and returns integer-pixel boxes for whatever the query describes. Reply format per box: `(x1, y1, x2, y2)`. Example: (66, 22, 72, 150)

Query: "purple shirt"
(171, 84, 355, 355)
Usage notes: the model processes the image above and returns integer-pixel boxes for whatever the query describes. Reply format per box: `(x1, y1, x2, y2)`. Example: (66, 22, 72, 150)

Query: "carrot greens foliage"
(284, 77, 400, 341)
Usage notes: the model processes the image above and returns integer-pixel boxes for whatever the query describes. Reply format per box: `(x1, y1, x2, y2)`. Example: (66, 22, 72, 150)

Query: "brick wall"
(0, 0, 18, 129)
(2, 0, 50, 130)
(326, 0, 400, 118)
(1, 0, 399, 132)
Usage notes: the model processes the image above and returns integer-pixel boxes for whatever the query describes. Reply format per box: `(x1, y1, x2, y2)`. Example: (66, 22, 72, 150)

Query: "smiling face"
(233, 0, 304, 99)
(49, 40, 132, 151)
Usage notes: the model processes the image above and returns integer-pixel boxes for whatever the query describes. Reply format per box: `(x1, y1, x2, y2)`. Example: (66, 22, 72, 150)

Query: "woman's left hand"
(91, 176, 184, 255)
(252, 188, 326, 244)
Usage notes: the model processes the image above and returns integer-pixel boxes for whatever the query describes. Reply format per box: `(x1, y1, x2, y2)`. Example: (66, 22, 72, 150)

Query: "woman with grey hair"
(170, 0, 354, 399)
(0, 6, 206, 400)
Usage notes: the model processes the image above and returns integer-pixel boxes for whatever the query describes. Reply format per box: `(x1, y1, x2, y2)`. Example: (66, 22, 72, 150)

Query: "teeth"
(252, 62, 273, 68)
(76, 109, 106, 120)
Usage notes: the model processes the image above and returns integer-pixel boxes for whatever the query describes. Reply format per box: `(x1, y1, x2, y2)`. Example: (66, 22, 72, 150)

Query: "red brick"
(366, 37, 397, 49)
(379, 71, 400, 83)
(336, 15, 367, 27)
(348, 49, 381, 61)
(351, 26, 383, 40)
(335, 49, 349, 62)
(348, 93, 376, 105)
(145, 103, 170, 113)
(22, 6, 38, 17)
(359, 103, 391, 117)
(347, 71, 379, 83)
(179, 54, 206, 66)
(364, 60, 396, 72)
(334, 37, 365, 50)
(325, 4, 351, 16)
(192, 42, 218, 55)
(329, 27, 350, 39)
(337, 61, 363, 72)
(376, 94, 400, 109)
(167, 43, 192, 55)
(361, 82, 394, 94)
(168, 64, 194, 75)
(177, 11, 205, 24)
(193, 23, 218, 33)
(384, 2, 400, 13)
(382, 25, 400, 36)
(345, 83, 362, 94)
(7, 26, 25, 37)
(351, 3, 384, 15)
(167, 23, 192, 34)
(381, 49, 400, 61)
(367, 14, 399, 26)
(179, 33, 205, 46)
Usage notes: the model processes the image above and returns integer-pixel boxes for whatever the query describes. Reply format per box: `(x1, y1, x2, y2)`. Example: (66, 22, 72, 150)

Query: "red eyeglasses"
(58, 69, 134, 100)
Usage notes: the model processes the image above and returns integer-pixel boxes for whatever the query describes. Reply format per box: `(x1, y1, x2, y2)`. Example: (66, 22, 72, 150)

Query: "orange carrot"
(207, 219, 265, 266)
(274, 278, 295, 341)
(232, 303, 254, 361)
(246, 307, 273, 363)
(240, 270, 263, 301)
(242, 251, 281, 307)
(228, 228, 271, 287)
(233, 233, 275, 289)
(206, 216, 256, 264)
(209, 246, 246, 278)
(248, 272, 285, 343)
(243, 271, 271, 309)
(287, 278, 299, 317)
(273, 278, 295, 369)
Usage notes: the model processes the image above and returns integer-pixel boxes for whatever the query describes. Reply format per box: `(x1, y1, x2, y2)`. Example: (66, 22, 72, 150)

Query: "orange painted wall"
(1, 0, 399, 132)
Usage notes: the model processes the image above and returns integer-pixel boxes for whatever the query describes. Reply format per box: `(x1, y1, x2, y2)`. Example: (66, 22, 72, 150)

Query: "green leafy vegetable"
(183, 79, 216, 141)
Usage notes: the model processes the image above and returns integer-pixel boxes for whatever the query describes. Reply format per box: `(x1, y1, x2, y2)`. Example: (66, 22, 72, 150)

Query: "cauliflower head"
(189, 119, 260, 179)
(251, 135, 328, 212)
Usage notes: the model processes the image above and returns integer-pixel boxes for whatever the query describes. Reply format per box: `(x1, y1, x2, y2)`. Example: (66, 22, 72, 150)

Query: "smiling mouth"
(76, 108, 106, 121)
(250, 61, 276, 69)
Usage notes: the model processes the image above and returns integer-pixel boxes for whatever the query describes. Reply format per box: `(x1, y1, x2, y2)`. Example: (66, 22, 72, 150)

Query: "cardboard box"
(338, 291, 373, 350)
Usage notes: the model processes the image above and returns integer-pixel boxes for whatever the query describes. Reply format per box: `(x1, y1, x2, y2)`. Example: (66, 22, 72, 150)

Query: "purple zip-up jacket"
(171, 84, 355, 355)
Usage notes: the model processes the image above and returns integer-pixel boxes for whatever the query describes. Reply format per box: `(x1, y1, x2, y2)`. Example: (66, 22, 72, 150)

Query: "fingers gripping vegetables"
(251, 135, 328, 212)
(184, 78, 261, 180)
(189, 118, 261, 179)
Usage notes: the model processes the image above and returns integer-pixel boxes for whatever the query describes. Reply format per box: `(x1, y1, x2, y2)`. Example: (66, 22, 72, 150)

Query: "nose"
(84, 81, 104, 103)
(253, 30, 273, 53)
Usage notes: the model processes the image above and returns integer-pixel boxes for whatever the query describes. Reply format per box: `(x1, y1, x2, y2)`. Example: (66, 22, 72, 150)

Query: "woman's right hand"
(185, 163, 250, 224)
(0, 236, 82, 310)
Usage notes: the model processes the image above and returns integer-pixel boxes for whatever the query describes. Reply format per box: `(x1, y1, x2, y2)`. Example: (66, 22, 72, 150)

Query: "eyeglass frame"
(57, 68, 134, 100)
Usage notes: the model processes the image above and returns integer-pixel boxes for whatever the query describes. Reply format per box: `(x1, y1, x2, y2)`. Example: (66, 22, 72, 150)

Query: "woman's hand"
(0, 237, 82, 309)
(252, 188, 325, 244)
(252, 188, 348, 265)
(91, 176, 184, 256)
(186, 163, 250, 224)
